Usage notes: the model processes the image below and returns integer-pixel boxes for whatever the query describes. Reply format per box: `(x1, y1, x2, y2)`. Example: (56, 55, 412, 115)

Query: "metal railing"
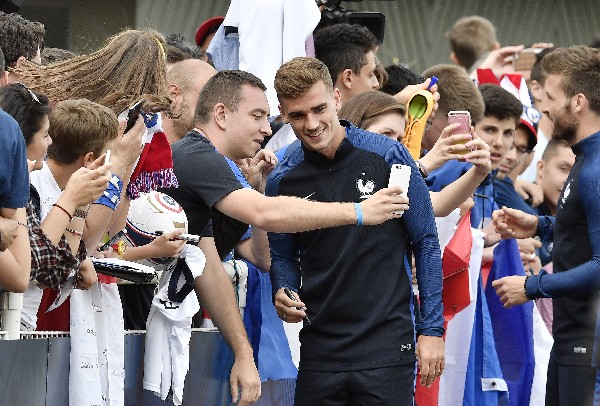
(0, 291, 23, 340)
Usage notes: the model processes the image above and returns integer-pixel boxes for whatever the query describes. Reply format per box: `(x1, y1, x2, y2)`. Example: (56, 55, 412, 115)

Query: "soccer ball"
(125, 191, 188, 267)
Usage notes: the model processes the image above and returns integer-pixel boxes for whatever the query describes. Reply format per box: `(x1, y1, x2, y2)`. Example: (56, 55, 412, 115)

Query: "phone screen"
(448, 111, 471, 154)
(448, 111, 471, 134)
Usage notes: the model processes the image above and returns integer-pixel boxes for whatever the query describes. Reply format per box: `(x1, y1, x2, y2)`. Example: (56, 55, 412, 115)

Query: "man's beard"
(551, 103, 578, 145)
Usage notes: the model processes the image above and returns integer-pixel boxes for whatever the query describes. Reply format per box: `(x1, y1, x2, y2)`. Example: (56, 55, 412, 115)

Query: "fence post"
(0, 291, 23, 340)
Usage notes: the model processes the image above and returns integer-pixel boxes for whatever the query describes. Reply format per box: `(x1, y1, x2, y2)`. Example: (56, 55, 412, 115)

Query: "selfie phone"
(448, 110, 471, 154)
(124, 100, 145, 133)
(104, 149, 111, 165)
(388, 164, 411, 215)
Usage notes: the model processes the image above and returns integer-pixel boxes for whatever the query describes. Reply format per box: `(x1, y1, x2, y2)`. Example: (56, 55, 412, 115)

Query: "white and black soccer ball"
(125, 191, 188, 267)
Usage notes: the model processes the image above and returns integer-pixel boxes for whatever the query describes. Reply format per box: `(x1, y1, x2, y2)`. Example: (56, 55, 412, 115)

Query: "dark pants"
(294, 364, 415, 406)
(546, 356, 595, 406)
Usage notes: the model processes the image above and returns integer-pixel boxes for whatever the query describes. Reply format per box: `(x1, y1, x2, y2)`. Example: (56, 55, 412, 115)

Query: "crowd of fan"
(1, 6, 600, 406)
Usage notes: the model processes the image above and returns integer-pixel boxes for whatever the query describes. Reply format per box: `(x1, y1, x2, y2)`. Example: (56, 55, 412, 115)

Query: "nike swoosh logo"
(304, 192, 316, 199)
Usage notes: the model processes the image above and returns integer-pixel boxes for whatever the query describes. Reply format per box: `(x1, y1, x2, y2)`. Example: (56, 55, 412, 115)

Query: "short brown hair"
(338, 91, 406, 129)
(541, 138, 571, 162)
(274, 57, 333, 100)
(447, 16, 497, 70)
(194, 70, 266, 125)
(422, 64, 485, 123)
(48, 99, 119, 164)
(541, 46, 600, 115)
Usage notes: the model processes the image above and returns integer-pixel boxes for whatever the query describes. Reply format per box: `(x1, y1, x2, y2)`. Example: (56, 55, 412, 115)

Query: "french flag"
(484, 239, 552, 406)
(416, 214, 552, 405)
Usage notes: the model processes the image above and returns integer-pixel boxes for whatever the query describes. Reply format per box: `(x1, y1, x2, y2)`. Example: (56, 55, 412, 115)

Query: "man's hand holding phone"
(388, 164, 411, 216)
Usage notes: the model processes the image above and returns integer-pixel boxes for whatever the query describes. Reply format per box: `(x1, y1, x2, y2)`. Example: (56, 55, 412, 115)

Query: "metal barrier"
(0, 291, 23, 340)
(0, 330, 295, 405)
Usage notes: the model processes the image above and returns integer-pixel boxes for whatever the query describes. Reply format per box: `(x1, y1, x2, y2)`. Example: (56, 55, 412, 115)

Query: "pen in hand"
(283, 287, 311, 324)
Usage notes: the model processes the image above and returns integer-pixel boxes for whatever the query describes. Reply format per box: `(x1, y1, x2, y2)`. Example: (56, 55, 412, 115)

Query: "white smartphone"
(104, 149, 111, 165)
(388, 164, 411, 215)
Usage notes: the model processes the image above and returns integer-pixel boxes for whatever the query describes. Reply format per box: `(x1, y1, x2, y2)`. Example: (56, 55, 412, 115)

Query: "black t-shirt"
(160, 130, 247, 258)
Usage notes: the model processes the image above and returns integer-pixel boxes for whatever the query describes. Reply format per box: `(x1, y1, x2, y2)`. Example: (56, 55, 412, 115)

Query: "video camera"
(315, 0, 388, 42)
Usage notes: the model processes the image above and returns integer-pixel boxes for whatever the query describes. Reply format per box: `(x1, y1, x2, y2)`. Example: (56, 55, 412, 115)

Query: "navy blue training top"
(526, 131, 600, 366)
(266, 122, 443, 372)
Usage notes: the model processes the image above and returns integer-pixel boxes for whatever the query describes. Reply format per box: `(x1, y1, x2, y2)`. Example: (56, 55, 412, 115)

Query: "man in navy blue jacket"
(492, 46, 600, 406)
(267, 57, 444, 406)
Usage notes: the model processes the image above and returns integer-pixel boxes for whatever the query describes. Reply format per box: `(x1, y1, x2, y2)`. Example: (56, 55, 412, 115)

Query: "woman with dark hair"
(339, 90, 491, 217)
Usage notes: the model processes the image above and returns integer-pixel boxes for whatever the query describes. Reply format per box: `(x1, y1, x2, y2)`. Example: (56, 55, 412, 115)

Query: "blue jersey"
(267, 122, 443, 371)
(526, 131, 600, 366)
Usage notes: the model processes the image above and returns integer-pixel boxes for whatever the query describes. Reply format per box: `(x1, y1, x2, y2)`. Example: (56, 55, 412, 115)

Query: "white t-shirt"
(21, 162, 62, 331)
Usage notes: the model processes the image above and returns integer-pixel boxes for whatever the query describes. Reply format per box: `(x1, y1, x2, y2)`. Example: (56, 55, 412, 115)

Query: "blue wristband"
(95, 190, 120, 210)
(93, 173, 123, 210)
(354, 203, 363, 226)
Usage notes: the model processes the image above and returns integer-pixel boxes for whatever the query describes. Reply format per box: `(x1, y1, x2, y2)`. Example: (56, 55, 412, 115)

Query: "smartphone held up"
(124, 99, 145, 133)
(448, 110, 471, 154)
(388, 163, 411, 216)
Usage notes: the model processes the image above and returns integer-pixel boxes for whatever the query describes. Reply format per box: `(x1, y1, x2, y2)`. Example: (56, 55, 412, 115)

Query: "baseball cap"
(195, 16, 224, 47)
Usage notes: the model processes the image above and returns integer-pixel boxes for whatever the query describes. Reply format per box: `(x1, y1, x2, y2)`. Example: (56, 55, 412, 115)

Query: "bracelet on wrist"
(53, 203, 73, 221)
(416, 160, 429, 179)
(65, 227, 84, 237)
(354, 203, 363, 226)
(94, 174, 123, 211)
(111, 240, 127, 259)
(73, 208, 89, 220)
